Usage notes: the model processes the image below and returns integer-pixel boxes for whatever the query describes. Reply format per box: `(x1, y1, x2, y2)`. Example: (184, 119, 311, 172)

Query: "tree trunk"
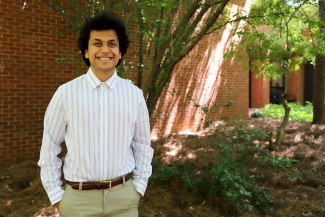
(275, 94, 291, 145)
(312, 0, 325, 124)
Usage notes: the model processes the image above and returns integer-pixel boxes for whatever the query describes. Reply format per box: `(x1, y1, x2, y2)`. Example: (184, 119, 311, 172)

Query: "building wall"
(0, 1, 82, 163)
(0, 0, 250, 163)
(150, 34, 249, 137)
(287, 65, 304, 105)
(149, 0, 251, 137)
(251, 67, 305, 109)
(250, 71, 270, 108)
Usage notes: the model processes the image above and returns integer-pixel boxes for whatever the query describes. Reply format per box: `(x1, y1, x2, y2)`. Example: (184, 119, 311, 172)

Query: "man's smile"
(97, 57, 114, 60)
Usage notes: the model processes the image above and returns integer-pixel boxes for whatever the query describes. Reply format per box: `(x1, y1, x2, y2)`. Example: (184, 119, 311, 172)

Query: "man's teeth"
(98, 57, 112, 60)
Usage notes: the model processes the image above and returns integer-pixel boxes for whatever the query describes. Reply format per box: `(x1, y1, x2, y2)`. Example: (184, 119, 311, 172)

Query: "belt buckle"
(101, 180, 112, 189)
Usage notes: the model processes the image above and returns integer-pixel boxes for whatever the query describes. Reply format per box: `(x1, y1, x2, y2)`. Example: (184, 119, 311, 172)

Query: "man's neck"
(92, 68, 115, 82)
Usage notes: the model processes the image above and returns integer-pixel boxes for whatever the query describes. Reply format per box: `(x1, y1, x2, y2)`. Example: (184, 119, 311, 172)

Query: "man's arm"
(38, 87, 67, 205)
(131, 93, 154, 196)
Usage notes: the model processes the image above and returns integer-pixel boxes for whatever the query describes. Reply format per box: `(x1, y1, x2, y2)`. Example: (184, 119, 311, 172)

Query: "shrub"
(150, 121, 305, 213)
(151, 123, 278, 213)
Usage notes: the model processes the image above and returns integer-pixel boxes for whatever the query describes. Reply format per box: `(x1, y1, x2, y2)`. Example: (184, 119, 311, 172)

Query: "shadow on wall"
(150, 1, 251, 139)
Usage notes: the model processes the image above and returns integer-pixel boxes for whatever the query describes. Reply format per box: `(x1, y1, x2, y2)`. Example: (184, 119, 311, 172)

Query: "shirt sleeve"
(38, 87, 67, 205)
(131, 91, 154, 196)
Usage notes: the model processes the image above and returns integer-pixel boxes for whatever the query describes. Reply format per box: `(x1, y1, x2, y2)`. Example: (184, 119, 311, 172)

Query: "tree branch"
(41, 0, 78, 29)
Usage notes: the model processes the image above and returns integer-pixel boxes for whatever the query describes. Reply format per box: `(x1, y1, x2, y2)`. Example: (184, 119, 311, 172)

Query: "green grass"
(260, 102, 313, 122)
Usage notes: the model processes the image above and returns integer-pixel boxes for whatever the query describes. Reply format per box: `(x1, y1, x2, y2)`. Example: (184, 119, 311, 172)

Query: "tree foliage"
(227, 0, 320, 80)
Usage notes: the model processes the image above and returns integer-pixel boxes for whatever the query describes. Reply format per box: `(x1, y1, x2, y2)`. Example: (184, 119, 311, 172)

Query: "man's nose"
(101, 44, 110, 52)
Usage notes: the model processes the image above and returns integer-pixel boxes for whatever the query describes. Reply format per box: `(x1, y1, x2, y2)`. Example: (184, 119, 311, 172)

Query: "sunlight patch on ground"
(186, 152, 196, 159)
(34, 206, 59, 217)
(163, 141, 183, 157)
(301, 133, 325, 145)
(252, 139, 266, 146)
(166, 146, 182, 156)
(178, 120, 226, 137)
(313, 136, 324, 144)
(178, 130, 197, 136)
(311, 124, 325, 131)
(4, 184, 12, 192)
(276, 146, 298, 158)
(161, 139, 199, 162)
(305, 149, 316, 159)
(286, 125, 302, 131)
(293, 133, 303, 143)
(5, 200, 12, 206)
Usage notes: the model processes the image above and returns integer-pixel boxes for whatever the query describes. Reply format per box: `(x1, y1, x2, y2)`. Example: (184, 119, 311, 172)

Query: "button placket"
(100, 83, 108, 178)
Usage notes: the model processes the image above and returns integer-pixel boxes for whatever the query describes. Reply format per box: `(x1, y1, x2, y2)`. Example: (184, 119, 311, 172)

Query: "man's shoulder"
(59, 74, 87, 89)
(117, 77, 141, 92)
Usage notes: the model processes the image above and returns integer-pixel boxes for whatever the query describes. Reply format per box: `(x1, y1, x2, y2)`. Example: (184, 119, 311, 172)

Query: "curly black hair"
(77, 10, 130, 67)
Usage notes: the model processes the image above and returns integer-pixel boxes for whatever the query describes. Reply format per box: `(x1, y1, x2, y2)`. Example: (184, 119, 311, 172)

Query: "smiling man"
(38, 11, 154, 217)
(86, 29, 121, 81)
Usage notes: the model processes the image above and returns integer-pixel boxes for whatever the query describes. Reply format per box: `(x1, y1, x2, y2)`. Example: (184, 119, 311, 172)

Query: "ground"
(1, 117, 325, 217)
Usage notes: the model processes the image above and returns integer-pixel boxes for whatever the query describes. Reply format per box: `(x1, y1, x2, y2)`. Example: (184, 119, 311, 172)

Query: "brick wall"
(0, 0, 84, 163)
(250, 71, 270, 108)
(251, 68, 305, 108)
(0, 0, 250, 163)
(287, 65, 304, 105)
(149, 0, 251, 137)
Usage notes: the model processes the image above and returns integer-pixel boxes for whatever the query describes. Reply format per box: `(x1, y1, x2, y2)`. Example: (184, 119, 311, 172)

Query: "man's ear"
(85, 50, 89, 59)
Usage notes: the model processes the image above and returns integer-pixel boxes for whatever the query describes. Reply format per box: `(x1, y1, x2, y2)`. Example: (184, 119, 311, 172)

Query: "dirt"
(1, 117, 325, 217)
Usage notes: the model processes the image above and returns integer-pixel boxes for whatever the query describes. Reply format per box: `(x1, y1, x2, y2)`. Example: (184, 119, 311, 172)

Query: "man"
(38, 11, 154, 216)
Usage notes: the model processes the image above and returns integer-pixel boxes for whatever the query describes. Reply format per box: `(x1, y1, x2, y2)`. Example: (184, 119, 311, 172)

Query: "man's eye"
(109, 42, 117, 47)
(93, 42, 101, 46)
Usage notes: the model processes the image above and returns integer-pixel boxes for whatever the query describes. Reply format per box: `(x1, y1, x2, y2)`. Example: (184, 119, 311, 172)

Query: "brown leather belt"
(66, 173, 131, 190)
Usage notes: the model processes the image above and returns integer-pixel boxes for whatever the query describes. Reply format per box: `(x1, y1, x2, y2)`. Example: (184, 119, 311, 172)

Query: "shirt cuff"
(132, 179, 147, 196)
(47, 186, 65, 205)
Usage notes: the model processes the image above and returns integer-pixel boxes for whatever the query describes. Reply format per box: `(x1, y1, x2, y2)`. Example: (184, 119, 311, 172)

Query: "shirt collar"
(86, 68, 118, 90)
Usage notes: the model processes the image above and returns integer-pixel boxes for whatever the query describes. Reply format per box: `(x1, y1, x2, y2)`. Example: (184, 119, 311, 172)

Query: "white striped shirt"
(38, 68, 153, 205)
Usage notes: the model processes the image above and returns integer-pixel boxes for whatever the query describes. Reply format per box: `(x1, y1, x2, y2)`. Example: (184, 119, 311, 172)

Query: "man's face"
(85, 29, 121, 79)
